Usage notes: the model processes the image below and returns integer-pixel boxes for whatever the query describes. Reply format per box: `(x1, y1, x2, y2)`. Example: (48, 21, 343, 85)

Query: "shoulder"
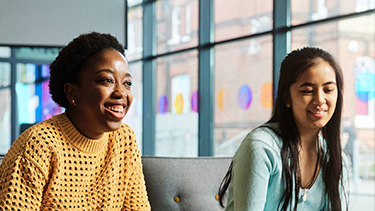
(13, 116, 60, 153)
(234, 123, 283, 161)
(111, 123, 138, 147)
(115, 123, 136, 138)
(244, 123, 283, 151)
(3, 116, 60, 172)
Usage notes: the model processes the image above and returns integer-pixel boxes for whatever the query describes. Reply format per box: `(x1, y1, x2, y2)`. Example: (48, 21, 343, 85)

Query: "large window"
(214, 36, 273, 156)
(155, 50, 199, 156)
(0, 61, 11, 155)
(126, 0, 374, 209)
(1, 0, 374, 209)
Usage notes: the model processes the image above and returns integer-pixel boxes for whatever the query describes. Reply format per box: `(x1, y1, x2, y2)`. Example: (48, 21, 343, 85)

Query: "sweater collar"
(55, 113, 109, 153)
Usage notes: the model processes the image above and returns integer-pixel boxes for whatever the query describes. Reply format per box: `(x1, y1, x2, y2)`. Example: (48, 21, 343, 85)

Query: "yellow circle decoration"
(174, 93, 184, 114)
(260, 82, 273, 109)
(218, 88, 224, 111)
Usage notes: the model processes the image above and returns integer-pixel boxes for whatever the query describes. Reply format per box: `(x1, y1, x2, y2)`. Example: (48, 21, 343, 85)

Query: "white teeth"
(311, 110, 324, 114)
(108, 106, 124, 113)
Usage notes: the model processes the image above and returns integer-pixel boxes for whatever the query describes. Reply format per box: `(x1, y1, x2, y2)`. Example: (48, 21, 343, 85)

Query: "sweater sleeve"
(122, 128, 151, 211)
(0, 134, 48, 210)
(230, 131, 279, 211)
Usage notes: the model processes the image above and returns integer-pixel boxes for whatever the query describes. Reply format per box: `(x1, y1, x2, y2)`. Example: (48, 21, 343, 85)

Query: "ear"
(283, 92, 291, 108)
(64, 83, 79, 106)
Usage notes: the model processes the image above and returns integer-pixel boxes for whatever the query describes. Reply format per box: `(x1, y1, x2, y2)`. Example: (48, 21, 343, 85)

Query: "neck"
(65, 109, 103, 139)
(299, 129, 320, 152)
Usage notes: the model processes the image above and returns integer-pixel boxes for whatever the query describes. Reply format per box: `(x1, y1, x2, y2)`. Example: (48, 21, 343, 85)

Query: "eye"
(124, 80, 133, 88)
(300, 90, 313, 94)
(324, 88, 335, 93)
(103, 78, 114, 84)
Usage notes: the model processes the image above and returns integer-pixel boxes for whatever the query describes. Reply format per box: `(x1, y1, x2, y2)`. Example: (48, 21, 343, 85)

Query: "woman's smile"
(105, 104, 126, 119)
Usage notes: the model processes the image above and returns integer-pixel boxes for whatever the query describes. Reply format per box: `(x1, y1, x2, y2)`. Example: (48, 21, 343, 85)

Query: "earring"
(286, 103, 291, 108)
(71, 99, 76, 106)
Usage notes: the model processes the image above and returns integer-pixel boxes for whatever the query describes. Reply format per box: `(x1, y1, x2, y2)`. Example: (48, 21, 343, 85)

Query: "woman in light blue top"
(219, 47, 348, 211)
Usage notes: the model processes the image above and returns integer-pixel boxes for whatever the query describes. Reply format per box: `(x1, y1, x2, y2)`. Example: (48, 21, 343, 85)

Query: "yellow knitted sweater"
(0, 113, 150, 210)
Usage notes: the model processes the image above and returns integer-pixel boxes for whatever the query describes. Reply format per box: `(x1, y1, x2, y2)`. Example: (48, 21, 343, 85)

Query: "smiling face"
(65, 48, 133, 138)
(288, 59, 338, 135)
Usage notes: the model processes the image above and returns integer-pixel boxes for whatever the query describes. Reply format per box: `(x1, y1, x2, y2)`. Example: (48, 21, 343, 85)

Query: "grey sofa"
(141, 156, 232, 211)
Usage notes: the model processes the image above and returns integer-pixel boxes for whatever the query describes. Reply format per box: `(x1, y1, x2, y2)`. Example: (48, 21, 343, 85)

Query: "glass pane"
(15, 47, 59, 61)
(291, 0, 375, 25)
(16, 63, 38, 125)
(124, 61, 143, 152)
(156, 0, 199, 54)
(291, 15, 375, 210)
(17, 64, 63, 127)
(127, 6, 143, 61)
(155, 50, 198, 156)
(214, 36, 273, 156)
(0, 89, 11, 155)
(0, 62, 11, 155)
(0, 46, 11, 58)
(0, 62, 11, 87)
(128, 0, 142, 7)
(214, 0, 273, 42)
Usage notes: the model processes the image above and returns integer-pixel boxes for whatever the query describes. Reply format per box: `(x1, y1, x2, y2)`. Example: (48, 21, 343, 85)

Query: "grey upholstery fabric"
(142, 156, 231, 211)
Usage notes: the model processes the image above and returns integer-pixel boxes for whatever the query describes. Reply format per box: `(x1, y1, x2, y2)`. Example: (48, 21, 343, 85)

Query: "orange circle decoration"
(218, 89, 224, 111)
(260, 82, 273, 109)
(174, 93, 184, 114)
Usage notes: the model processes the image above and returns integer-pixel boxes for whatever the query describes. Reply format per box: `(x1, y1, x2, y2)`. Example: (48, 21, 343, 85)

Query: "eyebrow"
(299, 81, 337, 88)
(95, 69, 132, 78)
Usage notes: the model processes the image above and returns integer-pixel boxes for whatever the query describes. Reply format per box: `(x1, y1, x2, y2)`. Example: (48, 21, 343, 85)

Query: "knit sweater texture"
(0, 113, 151, 210)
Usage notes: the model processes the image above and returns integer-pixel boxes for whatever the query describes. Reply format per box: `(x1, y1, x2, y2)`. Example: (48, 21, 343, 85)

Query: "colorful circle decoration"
(260, 82, 273, 109)
(158, 95, 168, 115)
(355, 71, 375, 102)
(218, 89, 224, 111)
(174, 93, 184, 114)
(237, 85, 252, 110)
(191, 90, 199, 113)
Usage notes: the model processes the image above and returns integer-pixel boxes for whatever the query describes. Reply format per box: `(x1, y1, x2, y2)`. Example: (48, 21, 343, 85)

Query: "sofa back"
(142, 156, 232, 211)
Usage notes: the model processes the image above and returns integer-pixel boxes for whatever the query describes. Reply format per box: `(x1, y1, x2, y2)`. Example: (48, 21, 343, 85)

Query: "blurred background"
(0, 0, 374, 209)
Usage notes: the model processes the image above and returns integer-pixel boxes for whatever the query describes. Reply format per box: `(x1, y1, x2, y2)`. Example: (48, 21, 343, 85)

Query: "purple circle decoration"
(237, 85, 252, 110)
(191, 90, 199, 113)
(158, 95, 168, 115)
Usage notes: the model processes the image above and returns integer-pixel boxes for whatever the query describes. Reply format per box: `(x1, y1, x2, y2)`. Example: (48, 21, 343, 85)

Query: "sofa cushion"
(142, 156, 231, 211)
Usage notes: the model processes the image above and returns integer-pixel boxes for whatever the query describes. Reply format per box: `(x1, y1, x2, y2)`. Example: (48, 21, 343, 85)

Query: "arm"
(122, 129, 151, 211)
(231, 134, 278, 211)
(0, 151, 47, 210)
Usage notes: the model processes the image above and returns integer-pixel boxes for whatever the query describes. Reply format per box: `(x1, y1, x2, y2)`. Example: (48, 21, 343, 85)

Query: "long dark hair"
(218, 47, 346, 210)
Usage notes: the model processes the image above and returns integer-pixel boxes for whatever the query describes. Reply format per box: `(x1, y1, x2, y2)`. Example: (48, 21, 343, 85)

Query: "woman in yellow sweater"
(0, 32, 151, 210)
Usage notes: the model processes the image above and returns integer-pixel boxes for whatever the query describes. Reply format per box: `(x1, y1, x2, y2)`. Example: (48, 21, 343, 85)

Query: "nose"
(314, 90, 326, 105)
(112, 83, 127, 99)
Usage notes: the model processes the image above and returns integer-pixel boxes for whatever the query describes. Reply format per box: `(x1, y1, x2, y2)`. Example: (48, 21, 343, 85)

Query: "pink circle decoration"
(237, 85, 252, 110)
(158, 95, 168, 115)
(191, 90, 199, 113)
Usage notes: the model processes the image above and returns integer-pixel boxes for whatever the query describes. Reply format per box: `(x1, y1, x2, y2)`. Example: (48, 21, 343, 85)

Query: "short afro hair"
(49, 32, 125, 108)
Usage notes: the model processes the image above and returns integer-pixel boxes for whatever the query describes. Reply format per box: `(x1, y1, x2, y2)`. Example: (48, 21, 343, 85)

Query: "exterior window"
(127, 6, 143, 61)
(155, 50, 198, 157)
(214, 35, 273, 156)
(0, 62, 11, 155)
(156, 0, 198, 54)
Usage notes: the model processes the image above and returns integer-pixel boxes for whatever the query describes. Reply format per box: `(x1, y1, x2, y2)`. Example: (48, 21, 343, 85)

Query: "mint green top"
(225, 123, 348, 211)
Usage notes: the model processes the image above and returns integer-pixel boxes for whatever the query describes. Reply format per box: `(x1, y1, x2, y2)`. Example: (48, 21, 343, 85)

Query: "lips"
(309, 109, 326, 118)
(104, 104, 126, 119)
(107, 105, 124, 113)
